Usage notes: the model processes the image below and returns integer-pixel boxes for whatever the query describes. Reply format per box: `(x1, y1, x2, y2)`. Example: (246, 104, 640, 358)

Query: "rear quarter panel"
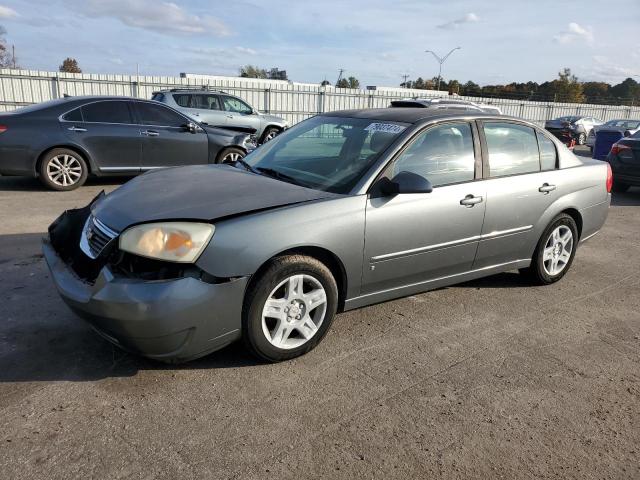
(535, 159, 610, 250)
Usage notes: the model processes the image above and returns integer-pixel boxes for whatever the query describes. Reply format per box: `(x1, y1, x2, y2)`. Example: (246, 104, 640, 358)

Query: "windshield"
(243, 115, 409, 194)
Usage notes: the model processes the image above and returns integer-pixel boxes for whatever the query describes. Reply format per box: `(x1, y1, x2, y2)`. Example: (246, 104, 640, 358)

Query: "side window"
(391, 122, 476, 187)
(62, 108, 83, 122)
(484, 122, 540, 177)
(190, 94, 221, 110)
(173, 94, 191, 108)
(136, 102, 187, 127)
(222, 96, 252, 114)
(537, 131, 557, 171)
(81, 101, 132, 124)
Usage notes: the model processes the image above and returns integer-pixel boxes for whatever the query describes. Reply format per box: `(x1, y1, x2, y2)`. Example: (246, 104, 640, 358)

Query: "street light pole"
(425, 47, 461, 91)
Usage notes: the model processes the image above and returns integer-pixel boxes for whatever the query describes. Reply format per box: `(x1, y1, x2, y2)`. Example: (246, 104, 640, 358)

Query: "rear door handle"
(67, 126, 87, 132)
(460, 194, 483, 207)
(539, 183, 556, 194)
(141, 130, 159, 137)
(226, 114, 234, 119)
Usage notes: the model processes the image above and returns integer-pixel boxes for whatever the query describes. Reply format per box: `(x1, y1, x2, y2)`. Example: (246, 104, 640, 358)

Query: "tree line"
(401, 69, 640, 106)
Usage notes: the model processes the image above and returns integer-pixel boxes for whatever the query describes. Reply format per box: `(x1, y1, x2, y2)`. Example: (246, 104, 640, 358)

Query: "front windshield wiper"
(256, 167, 310, 188)
(231, 158, 259, 174)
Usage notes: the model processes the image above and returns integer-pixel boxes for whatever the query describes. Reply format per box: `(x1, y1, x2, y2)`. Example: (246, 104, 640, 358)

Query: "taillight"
(0, 125, 7, 133)
(606, 163, 613, 193)
(610, 143, 630, 155)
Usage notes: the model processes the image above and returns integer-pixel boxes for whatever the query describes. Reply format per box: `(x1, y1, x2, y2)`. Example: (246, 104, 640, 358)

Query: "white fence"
(1, 69, 639, 127)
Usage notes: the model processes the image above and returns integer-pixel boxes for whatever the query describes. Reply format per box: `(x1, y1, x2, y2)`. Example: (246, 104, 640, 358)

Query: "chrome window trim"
(58, 99, 195, 129)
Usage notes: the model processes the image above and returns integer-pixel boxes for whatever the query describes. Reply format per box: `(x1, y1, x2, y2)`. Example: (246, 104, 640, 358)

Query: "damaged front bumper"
(42, 196, 247, 363)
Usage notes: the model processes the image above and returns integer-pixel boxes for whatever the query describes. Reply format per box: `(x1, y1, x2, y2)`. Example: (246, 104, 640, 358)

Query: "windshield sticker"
(365, 123, 406, 134)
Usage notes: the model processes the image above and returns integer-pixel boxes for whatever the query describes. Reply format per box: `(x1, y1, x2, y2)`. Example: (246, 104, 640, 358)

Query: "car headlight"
(119, 222, 215, 263)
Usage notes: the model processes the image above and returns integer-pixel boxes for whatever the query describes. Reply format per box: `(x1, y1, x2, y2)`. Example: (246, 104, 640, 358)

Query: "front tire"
(38, 148, 88, 191)
(260, 127, 280, 144)
(216, 147, 246, 164)
(521, 214, 578, 285)
(242, 255, 338, 362)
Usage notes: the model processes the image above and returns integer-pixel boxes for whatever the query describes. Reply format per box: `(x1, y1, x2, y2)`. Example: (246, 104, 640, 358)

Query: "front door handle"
(226, 114, 234, 119)
(460, 194, 483, 207)
(539, 183, 556, 194)
(141, 130, 159, 137)
(67, 126, 87, 132)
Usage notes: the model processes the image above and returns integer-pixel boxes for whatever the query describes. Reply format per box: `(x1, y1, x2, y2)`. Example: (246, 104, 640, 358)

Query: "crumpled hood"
(92, 165, 337, 232)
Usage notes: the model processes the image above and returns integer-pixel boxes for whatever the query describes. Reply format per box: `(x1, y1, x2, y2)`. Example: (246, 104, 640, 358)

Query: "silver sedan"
(43, 109, 611, 363)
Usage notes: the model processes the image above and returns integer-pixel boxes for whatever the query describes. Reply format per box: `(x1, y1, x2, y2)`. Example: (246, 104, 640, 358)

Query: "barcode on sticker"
(365, 123, 406, 134)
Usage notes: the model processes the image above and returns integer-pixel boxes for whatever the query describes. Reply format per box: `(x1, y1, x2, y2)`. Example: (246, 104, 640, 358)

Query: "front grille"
(80, 216, 118, 259)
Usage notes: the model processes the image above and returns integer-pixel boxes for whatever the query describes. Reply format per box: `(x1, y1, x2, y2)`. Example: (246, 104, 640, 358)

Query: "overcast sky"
(1, 0, 639, 86)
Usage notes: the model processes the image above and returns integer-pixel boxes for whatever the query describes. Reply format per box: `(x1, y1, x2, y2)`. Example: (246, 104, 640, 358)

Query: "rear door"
(473, 121, 562, 269)
(362, 121, 486, 294)
(133, 101, 209, 169)
(62, 100, 141, 173)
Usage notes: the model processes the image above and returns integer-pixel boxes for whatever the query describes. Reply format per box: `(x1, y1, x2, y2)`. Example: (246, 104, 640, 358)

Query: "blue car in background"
(592, 119, 640, 160)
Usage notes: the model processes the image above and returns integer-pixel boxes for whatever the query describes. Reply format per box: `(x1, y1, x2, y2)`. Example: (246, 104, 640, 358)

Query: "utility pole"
(336, 68, 345, 86)
(401, 74, 409, 88)
(12, 45, 15, 69)
(425, 47, 460, 91)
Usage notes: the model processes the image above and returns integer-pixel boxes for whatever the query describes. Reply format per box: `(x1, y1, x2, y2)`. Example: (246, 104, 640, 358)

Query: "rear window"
(82, 101, 132, 124)
(151, 93, 165, 102)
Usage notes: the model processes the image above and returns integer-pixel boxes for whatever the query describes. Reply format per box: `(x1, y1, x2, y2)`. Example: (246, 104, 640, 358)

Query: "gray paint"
(44, 110, 611, 362)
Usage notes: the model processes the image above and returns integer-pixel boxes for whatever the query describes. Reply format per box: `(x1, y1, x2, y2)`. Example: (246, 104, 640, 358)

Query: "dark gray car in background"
(0, 96, 256, 190)
(43, 108, 611, 363)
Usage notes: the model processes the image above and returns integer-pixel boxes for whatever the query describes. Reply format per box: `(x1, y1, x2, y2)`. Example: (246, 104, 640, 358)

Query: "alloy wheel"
(264, 130, 278, 142)
(222, 151, 242, 163)
(261, 274, 328, 350)
(542, 225, 573, 276)
(46, 154, 83, 187)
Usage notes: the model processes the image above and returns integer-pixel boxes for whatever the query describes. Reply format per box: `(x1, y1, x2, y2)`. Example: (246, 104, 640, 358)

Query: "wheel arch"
(35, 145, 94, 176)
(247, 246, 348, 312)
(560, 207, 583, 240)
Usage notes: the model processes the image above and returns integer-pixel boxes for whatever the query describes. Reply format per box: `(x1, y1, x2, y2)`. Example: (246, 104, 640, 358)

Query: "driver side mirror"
(375, 171, 433, 197)
(184, 121, 198, 134)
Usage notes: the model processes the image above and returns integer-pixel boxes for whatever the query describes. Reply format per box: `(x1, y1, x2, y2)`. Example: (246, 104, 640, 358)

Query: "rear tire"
(242, 255, 338, 362)
(38, 148, 88, 191)
(521, 214, 578, 285)
(577, 132, 586, 145)
(216, 147, 246, 164)
(611, 181, 630, 193)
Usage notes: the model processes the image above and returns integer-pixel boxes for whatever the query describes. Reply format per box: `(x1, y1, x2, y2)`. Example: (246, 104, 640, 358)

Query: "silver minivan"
(152, 88, 288, 143)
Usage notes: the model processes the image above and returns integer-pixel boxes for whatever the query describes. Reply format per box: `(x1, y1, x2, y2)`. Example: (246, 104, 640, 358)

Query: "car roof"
(322, 108, 499, 124)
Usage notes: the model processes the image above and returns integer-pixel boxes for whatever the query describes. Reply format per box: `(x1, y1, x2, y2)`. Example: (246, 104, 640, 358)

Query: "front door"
(134, 101, 209, 169)
(63, 100, 141, 173)
(220, 95, 261, 132)
(362, 121, 486, 295)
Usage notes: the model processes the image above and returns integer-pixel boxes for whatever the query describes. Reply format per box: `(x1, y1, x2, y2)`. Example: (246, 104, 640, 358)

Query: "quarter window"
(484, 122, 540, 177)
(81, 101, 132, 124)
(173, 94, 190, 108)
(62, 108, 83, 122)
(136, 102, 187, 127)
(222, 96, 252, 114)
(391, 122, 476, 187)
(537, 131, 557, 170)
